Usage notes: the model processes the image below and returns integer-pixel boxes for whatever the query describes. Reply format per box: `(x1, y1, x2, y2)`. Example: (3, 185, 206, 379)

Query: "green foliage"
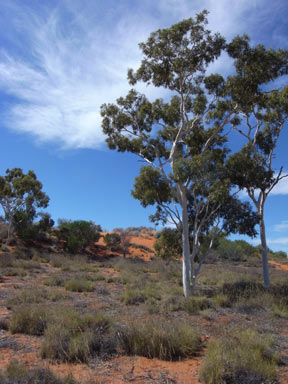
(14, 211, 54, 241)
(0, 168, 49, 239)
(200, 328, 279, 384)
(103, 233, 121, 248)
(10, 305, 52, 336)
(118, 320, 201, 361)
(131, 167, 171, 207)
(7, 288, 68, 307)
(64, 277, 95, 292)
(56, 220, 101, 253)
(0, 360, 78, 384)
(41, 311, 115, 363)
(163, 295, 211, 314)
(154, 228, 181, 259)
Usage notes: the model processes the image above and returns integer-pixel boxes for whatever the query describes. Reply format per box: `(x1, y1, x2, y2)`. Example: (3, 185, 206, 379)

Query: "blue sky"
(0, 0, 287, 251)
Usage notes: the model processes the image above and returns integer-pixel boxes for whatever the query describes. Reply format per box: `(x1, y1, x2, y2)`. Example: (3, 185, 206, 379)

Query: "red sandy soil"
(97, 232, 155, 261)
(269, 259, 288, 272)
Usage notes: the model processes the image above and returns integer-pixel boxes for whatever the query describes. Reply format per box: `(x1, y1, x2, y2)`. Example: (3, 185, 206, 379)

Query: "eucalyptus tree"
(208, 35, 288, 287)
(0, 168, 49, 240)
(101, 12, 257, 297)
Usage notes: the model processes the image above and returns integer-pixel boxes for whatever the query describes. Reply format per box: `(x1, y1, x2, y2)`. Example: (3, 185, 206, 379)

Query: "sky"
(0, 0, 287, 252)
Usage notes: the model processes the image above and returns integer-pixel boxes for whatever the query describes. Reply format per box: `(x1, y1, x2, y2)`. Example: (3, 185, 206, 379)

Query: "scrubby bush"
(13, 211, 54, 242)
(103, 233, 121, 250)
(0, 218, 8, 243)
(215, 238, 248, 262)
(9, 305, 52, 336)
(118, 320, 201, 360)
(0, 360, 77, 384)
(200, 328, 279, 384)
(64, 277, 95, 292)
(7, 288, 68, 307)
(163, 295, 211, 314)
(154, 228, 181, 259)
(41, 311, 115, 362)
(55, 220, 101, 253)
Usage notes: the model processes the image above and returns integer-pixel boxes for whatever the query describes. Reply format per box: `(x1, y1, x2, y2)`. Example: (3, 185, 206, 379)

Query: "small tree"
(212, 35, 288, 287)
(56, 220, 102, 254)
(0, 168, 49, 240)
(103, 232, 121, 251)
(119, 231, 131, 257)
(154, 228, 182, 259)
(101, 12, 257, 296)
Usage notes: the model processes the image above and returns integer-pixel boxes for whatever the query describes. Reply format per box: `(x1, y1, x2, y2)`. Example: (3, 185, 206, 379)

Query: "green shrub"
(0, 253, 15, 268)
(200, 328, 279, 384)
(215, 238, 247, 261)
(162, 295, 211, 314)
(131, 243, 151, 252)
(10, 305, 52, 335)
(14, 212, 54, 242)
(64, 278, 95, 292)
(55, 220, 101, 254)
(121, 283, 161, 305)
(154, 228, 181, 259)
(121, 287, 146, 305)
(7, 288, 68, 306)
(103, 233, 121, 249)
(44, 273, 67, 287)
(1, 360, 78, 384)
(118, 320, 201, 361)
(41, 312, 115, 362)
(222, 281, 264, 301)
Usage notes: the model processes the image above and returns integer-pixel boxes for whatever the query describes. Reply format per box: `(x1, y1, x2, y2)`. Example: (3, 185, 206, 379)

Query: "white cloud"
(0, 3, 162, 149)
(237, 173, 288, 199)
(269, 175, 288, 195)
(272, 220, 288, 232)
(0, 0, 286, 149)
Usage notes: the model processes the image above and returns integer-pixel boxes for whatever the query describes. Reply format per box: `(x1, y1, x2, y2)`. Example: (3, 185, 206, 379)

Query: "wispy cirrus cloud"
(0, 0, 287, 149)
(272, 220, 288, 232)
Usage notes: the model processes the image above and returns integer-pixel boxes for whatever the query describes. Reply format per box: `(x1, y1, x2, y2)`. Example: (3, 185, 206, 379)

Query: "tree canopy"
(0, 168, 49, 240)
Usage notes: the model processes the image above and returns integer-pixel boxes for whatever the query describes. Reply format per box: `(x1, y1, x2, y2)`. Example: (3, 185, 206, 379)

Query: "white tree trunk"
(181, 193, 192, 297)
(259, 212, 270, 288)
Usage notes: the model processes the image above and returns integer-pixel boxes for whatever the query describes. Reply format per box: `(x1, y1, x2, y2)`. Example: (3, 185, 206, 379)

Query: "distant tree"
(103, 232, 121, 250)
(119, 231, 131, 257)
(101, 12, 258, 296)
(13, 211, 54, 241)
(56, 220, 101, 254)
(154, 228, 182, 259)
(211, 35, 288, 287)
(0, 168, 49, 240)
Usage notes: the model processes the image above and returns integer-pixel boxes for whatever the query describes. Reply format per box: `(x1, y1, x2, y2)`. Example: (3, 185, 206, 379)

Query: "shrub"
(215, 238, 248, 262)
(10, 305, 52, 336)
(131, 243, 151, 252)
(1, 360, 77, 384)
(222, 281, 264, 301)
(121, 283, 161, 305)
(118, 320, 201, 361)
(200, 328, 279, 384)
(7, 288, 68, 307)
(121, 287, 146, 305)
(64, 277, 95, 292)
(154, 228, 181, 259)
(162, 295, 211, 314)
(55, 220, 101, 254)
(41, 312, 115, 363)
(44, 273, 67, 287)
(103, 233, 121, 249)
(14, 212, 54, 242)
